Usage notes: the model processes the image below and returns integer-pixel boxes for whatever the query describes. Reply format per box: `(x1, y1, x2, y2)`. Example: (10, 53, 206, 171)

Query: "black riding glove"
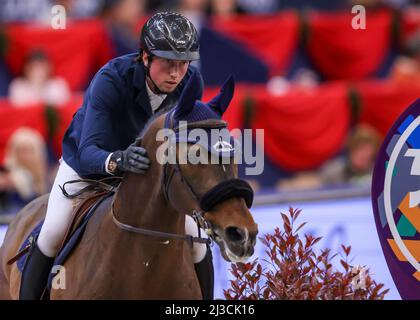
(110, 145, 150, 174)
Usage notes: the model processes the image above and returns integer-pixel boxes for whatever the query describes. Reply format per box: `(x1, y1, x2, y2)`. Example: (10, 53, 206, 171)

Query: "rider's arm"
(76, 68, 122, 176)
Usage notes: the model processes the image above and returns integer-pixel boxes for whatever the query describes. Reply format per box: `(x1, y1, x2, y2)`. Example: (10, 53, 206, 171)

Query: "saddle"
(59, 190, 110, 251)
(7, 190, 112, 267)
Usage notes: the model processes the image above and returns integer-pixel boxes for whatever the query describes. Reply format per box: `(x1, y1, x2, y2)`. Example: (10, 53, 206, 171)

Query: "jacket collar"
(133, 61, 183, 117)
(133, 61, 146, 91)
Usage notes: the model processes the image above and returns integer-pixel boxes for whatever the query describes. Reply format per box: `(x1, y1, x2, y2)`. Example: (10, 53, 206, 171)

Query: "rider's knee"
(38, 228, 65, 256)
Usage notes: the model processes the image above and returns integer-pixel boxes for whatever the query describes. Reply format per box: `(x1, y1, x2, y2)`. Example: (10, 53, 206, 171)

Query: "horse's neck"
(67, 174, 198, 299)
(112, 173, 183, 234)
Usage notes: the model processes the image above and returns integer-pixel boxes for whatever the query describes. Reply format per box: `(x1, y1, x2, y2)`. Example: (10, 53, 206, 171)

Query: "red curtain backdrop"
(0, 104, 47, 164)
(357, 81, 420, 136)
(0, 88, 244, 165)
(251, 83, 351, 171)
(0, 82, 417, 170)
(4, 19, 114, 91)
(210, 12, 300, 76)
(307, 10, 392, 80)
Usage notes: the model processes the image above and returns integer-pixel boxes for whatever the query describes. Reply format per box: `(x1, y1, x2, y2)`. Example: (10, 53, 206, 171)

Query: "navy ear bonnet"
(164, 71, 240, 158)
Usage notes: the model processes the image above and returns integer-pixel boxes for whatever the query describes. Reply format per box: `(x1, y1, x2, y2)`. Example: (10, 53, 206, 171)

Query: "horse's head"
(139, 71, 258, 262)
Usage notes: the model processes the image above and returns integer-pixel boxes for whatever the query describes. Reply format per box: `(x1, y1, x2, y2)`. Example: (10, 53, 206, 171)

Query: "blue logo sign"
(372, 98, 420, 300)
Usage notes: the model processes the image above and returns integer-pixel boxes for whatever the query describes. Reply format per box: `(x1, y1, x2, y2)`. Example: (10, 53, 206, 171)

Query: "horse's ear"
(174, 70, 203, 120)
(208, 75, 235, 116)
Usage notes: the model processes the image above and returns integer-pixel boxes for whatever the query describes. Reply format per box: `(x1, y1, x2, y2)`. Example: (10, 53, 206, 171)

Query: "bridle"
(111, 109, 254, 247)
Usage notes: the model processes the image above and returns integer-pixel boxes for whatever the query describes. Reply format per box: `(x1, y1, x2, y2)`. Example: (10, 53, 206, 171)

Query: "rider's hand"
(109, 145, 150, 174)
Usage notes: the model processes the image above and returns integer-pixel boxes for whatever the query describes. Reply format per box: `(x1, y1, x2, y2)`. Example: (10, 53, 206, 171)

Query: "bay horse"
(0, 72, 258, 299)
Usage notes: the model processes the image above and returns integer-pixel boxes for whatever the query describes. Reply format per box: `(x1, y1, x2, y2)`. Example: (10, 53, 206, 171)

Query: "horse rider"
(20, 12, 214, 300)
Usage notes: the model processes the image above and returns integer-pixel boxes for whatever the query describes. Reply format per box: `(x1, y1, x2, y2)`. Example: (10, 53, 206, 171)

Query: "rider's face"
(143, 53, 190, 94)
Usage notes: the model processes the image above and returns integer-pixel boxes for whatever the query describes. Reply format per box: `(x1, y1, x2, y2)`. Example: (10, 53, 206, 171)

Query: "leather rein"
(62, 110, 252, 248)
(110, 111, 218, 247)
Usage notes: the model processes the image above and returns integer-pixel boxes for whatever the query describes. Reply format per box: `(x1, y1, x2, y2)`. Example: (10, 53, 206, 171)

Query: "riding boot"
(194, 247, 214, 300)
(19, 241, 55, 300)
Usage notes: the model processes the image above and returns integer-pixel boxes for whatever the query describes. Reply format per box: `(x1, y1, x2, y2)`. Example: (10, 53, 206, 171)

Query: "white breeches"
(37, 159, 208, 263)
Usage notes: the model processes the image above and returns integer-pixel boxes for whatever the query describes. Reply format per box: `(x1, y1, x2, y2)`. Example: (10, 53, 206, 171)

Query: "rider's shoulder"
(97, 53, 139, 79)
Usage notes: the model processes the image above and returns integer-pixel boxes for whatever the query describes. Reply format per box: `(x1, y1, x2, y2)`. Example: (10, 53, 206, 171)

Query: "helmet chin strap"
(144, 56, 168, 95)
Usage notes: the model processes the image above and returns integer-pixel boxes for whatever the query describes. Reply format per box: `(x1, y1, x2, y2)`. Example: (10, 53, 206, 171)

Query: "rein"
(60, 177, 210, 248)
(111, 209, 210, 248)
(59, 177, 123, 199)
(62, 109, 253, 248)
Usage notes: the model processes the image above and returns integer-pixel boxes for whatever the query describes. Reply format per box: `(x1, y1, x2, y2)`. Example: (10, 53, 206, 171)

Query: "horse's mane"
(137, 105, 173, 139)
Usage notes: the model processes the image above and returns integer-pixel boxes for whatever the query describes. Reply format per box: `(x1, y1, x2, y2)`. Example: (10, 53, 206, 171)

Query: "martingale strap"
(199, 178, 254, 212)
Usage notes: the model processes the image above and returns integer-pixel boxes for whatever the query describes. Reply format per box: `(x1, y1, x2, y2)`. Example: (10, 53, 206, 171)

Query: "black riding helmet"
(140, 12, 200, 61)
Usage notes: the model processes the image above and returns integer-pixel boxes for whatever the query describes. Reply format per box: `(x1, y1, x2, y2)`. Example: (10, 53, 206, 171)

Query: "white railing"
(0, 185, 371, 225)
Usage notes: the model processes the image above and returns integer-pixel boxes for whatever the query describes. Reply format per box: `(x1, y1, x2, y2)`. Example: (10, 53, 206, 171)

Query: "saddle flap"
(58, 190, 110, 252)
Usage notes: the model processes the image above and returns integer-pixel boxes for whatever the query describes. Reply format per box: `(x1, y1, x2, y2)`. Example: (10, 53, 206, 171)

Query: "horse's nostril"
(225, 226, 246, 243)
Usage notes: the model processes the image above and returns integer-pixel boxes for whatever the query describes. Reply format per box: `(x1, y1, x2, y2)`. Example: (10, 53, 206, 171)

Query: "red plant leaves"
(223, 208, 388, 300)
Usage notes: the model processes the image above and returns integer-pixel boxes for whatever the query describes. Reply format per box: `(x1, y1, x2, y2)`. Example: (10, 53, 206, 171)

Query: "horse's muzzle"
(214, 226, 257, 263)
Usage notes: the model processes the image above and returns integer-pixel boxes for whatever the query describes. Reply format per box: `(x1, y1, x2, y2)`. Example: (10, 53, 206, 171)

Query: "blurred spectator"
(100, 0, 146, 56)
(277, 125, 382, 190)
(208, 0, 245, 18)
(391, 30, 420, 85)
(347, 0, 386, 9)
(384, 0, 411, 8)
(266, 68, 319, 96)
(319, 125, 381, 185)
(0, 128, 48, 204)
(0, 0, 51, 23)
(8, 50, 70, 107)
(292, 68, 319, 90)
(236, 0, 278, 14)
(347, 0, 416, 9)
(178, 0, 208, 30)
(266, 76, 290, 96)
(0, 0, 104, 23)
(56, 0, 105, 19)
